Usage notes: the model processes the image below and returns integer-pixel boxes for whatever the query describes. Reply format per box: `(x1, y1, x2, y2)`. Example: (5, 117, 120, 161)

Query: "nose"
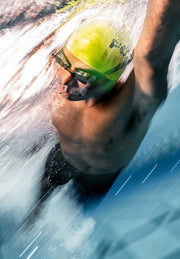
(61, 69, 79, 93)
(61, 70, 73, 86)
(61, 71, 73, 93)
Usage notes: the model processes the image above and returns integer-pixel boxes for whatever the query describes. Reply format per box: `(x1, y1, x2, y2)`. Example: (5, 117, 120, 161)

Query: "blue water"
(0, 1, 180, 259)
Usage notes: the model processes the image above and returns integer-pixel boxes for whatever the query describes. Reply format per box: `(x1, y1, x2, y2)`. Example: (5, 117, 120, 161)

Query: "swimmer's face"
(53, 47, 115, 101)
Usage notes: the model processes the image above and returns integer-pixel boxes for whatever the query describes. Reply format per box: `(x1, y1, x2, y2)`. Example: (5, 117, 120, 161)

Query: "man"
(28, 0, 180, 220)
(45, 19, 139, 194)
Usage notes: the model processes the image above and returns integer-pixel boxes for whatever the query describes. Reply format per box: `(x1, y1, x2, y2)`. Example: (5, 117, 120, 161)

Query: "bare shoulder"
(126, 70, 161, 133)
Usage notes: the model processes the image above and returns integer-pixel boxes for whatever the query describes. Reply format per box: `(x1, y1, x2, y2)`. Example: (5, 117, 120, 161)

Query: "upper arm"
(134, 0, 180, 100)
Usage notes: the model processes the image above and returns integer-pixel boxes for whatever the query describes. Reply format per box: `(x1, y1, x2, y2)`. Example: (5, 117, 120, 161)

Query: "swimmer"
(26, 0, 180, 222)
(45, 19, 137, 194)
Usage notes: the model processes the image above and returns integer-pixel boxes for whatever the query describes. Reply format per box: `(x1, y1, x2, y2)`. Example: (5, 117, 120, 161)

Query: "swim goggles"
(52, 49, 133, 85)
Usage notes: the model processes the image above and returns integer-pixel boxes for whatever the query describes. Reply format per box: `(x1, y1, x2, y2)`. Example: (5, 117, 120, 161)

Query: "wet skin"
(25, 45, 162, 224)
(50, 47, 159, 180)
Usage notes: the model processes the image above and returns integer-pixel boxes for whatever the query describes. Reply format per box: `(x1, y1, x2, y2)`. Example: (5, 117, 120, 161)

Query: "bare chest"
(50, 92, 135, 172)
(51, 94, 130, 146)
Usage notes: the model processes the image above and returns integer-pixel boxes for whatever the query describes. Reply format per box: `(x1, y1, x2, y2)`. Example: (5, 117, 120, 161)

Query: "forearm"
(134, 0, 180, 100)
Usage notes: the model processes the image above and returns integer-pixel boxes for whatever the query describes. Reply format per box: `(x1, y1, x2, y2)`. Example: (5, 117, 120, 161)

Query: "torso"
(49, 71, 149, 176)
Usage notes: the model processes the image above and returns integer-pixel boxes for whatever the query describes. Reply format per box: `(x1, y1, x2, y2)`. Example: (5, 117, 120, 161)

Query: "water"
(0, 0, 180, 258)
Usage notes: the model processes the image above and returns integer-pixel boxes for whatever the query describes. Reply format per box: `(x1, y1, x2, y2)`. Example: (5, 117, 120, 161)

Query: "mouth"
(60, 88, 82, 101)
(60, 85, 88, 101)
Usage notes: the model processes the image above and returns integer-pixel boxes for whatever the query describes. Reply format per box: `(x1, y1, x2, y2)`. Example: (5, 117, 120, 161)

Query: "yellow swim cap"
(66, 19, 131, 81)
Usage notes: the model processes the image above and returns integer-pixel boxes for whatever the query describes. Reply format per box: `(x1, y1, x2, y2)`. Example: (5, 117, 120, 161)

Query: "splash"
(0, 0, 148, 148)
(3, 0, 180, 258)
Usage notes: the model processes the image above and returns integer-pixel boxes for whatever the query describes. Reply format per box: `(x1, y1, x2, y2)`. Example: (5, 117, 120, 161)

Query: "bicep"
(145, 0, 180, 67)
(134, 0, 180, 100)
